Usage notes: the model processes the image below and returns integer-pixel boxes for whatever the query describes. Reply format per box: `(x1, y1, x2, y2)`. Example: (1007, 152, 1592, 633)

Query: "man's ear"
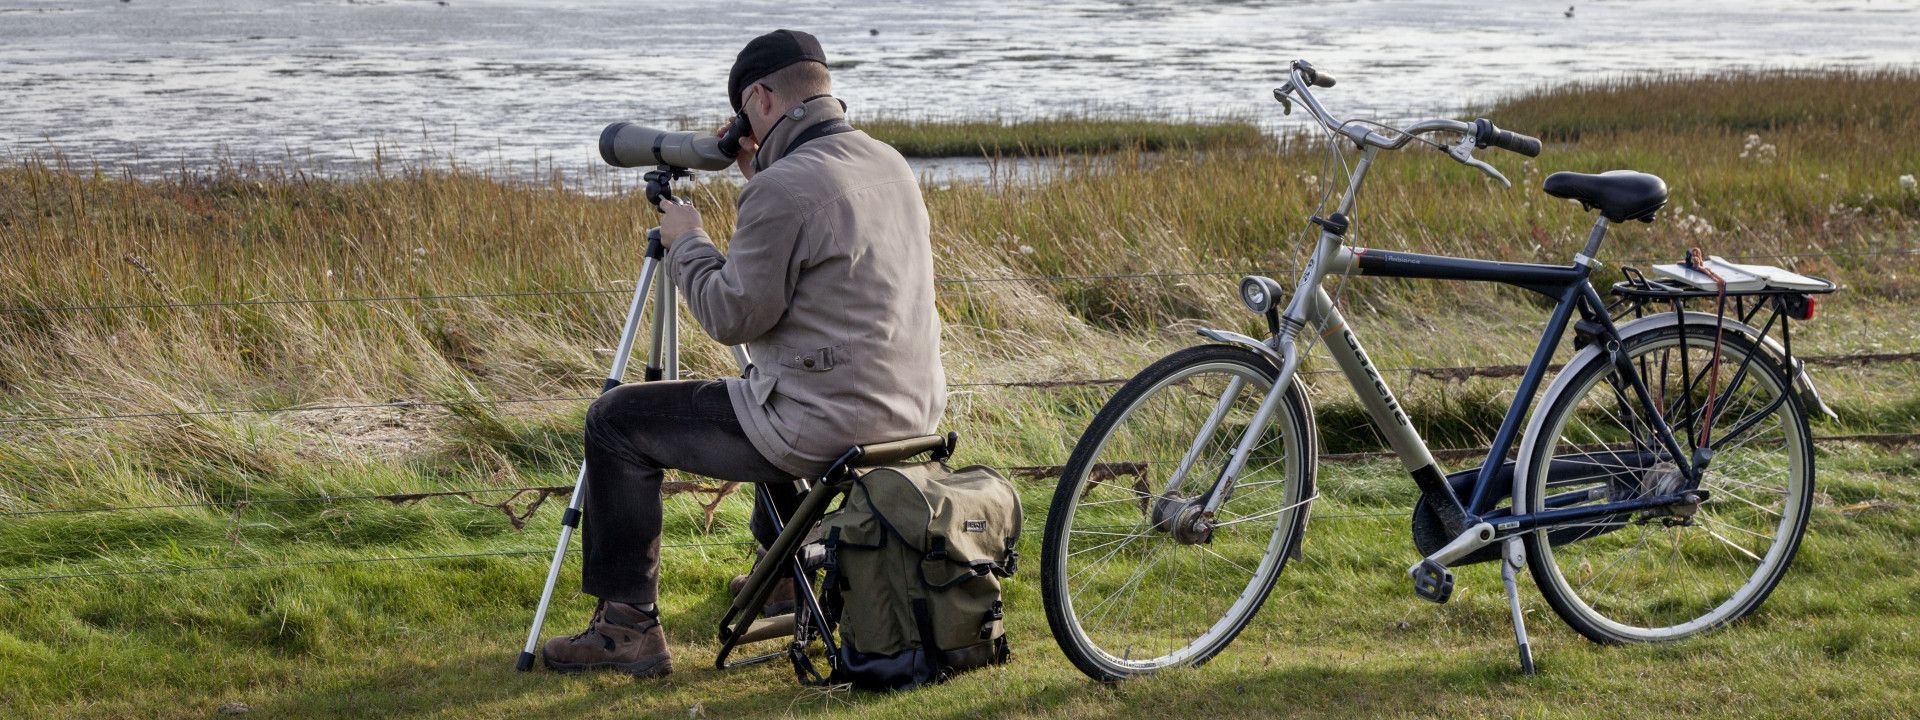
(753, 83, 776, 116)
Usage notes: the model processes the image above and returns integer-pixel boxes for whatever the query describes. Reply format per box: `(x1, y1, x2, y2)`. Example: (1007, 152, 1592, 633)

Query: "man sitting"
(541, 29, 946, 678)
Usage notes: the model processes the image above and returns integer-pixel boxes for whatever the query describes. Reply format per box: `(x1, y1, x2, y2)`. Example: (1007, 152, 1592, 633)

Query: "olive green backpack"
(819, 460, 1021, 690)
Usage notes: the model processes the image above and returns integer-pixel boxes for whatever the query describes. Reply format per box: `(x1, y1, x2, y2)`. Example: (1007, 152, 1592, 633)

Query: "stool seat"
(845, 433, 952, 469)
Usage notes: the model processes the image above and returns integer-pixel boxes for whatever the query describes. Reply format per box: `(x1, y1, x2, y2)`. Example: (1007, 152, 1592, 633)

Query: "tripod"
(514, 166, 750, 671)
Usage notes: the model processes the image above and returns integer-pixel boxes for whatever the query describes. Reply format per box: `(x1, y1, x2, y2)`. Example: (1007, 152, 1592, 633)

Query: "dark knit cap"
(728, 29, 828, 111)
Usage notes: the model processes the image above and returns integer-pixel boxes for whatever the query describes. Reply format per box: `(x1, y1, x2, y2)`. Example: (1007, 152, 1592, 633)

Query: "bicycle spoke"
(1045, 349, 1308, 676)
(1530, 329, 1810, 641)
(1699, 522, 1764, 563)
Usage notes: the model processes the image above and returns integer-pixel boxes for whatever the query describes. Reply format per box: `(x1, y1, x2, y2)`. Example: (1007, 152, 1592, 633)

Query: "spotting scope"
(599, 122, 745, 171)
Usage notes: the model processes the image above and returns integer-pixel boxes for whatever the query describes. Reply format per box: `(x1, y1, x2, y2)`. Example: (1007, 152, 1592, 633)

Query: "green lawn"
(3, 443, 1915, 718)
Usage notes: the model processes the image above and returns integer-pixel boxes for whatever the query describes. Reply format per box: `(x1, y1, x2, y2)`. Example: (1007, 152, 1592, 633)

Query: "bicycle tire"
(1520, 324, 1813, 643)
(1041, 344, 1315, 681)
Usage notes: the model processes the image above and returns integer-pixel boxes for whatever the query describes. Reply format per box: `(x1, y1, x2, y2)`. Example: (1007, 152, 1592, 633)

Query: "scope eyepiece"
(716, 110, 749, 158)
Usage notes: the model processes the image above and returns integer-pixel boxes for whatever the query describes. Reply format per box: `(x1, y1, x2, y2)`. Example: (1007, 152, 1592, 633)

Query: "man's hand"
(717, 120, 760, 180)
(657, 199, 700, 248)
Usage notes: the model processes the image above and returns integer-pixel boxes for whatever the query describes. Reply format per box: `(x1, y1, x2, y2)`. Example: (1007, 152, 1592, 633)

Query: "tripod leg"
(662, 280, 680, 380)
(1501, 537, 1536, 675)
(517, 233, 666, 672)
(644, 271, 669, 383)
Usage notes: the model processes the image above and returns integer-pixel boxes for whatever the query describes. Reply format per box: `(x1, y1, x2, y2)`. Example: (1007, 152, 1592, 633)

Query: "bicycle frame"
(1048, 59, 1821, 678)
(1186, 142, 1703, 549)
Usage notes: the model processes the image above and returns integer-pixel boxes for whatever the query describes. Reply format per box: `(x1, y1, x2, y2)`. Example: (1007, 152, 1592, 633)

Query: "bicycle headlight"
(1239, 275, 1285, 314)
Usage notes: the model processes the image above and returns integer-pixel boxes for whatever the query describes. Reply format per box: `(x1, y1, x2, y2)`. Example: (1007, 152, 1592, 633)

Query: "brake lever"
(1444, 135, 1511, 188)
(1272, 84, 1294, 115)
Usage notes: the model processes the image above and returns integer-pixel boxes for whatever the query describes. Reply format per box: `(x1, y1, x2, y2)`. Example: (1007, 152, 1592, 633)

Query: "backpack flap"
(888, 463, 1022, 566)
(820, 484, 917, 659)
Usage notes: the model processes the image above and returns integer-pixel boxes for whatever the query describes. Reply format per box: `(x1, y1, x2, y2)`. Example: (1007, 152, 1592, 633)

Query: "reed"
(862, 114, 1269, 156)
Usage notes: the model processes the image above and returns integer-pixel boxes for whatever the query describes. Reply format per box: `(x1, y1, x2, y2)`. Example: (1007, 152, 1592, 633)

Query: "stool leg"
(718, 479, 841, 669)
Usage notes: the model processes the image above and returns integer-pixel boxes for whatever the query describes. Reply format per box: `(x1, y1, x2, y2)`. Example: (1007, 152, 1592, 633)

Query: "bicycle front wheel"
(1041, 344, 1315, 681)
(1522, 324, 1814, 643)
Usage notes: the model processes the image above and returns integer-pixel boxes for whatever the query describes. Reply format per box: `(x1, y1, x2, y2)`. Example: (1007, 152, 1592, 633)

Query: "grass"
(2, 69, 1919, 717)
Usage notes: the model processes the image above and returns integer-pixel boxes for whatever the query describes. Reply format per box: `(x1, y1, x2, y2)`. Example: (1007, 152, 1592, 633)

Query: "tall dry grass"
(1, 69, 1917, 514)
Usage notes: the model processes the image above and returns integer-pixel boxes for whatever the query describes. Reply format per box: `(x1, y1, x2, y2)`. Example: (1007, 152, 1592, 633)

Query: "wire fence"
(0, 542, 761, 585)
(8, 427, 1916, 524)
(1, 246, 1914, 317)
(6, 429, 1915, 585)
(3, 250, 1917, 585)
(4, 350, 1916, 427)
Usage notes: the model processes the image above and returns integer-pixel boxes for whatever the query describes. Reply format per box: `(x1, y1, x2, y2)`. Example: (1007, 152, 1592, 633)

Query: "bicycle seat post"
(1575, 216, 1610, 268)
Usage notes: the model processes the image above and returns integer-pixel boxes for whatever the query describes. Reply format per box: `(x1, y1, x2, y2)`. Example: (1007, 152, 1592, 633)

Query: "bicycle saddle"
(1542, 170, 1669, 223)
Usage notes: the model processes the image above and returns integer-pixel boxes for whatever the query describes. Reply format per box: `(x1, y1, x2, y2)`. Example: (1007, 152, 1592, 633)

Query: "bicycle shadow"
(231, 638, 1530, 719)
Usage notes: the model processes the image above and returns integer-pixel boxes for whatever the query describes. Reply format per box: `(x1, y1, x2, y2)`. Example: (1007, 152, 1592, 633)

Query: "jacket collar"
(753, 95, 848, 171)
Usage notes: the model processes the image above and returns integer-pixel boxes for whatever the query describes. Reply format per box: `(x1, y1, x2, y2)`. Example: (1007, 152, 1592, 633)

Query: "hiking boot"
(541, 600, 672, 678)
(728, 573, 797, 616)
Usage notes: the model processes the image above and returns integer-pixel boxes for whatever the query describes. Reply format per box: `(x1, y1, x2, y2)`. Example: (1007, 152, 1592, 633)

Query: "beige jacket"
(667, 97, 945, 478)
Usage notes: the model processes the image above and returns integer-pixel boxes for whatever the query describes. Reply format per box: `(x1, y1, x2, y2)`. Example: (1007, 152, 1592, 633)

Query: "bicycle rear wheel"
(1521, 325, 1813, 643)
(1041, 344, 1315, 681)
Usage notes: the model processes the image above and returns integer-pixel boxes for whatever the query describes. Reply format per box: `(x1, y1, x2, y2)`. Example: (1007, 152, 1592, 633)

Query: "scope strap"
(786, 118, 855, 156)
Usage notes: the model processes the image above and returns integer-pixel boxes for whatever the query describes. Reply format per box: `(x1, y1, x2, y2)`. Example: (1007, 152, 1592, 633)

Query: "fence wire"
(4, 351, 1915, 427)
(0, 542, 759, 585)
(4, 430, 1915, 585)
(2, 246, 1913, 316)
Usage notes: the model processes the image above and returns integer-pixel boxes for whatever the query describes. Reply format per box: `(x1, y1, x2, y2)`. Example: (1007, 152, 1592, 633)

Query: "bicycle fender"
(1514, 311, 1824, 514)
(1195, 327, 1284, 367)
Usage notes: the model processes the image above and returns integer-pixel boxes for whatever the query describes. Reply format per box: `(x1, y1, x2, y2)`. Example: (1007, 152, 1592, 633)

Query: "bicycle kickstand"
(1500, 537, 1536, 674)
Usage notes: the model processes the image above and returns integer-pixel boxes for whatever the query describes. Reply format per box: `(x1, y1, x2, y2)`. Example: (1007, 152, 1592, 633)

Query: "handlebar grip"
(1294, 60, 1336, 88)
(1473, 118, 1541, 158)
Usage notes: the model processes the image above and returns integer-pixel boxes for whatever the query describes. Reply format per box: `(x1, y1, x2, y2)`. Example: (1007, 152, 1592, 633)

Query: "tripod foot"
(517, 650, 536, 673)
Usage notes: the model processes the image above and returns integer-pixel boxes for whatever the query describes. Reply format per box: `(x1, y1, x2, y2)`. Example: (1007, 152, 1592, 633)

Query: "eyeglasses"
(741, 83, 766, 109)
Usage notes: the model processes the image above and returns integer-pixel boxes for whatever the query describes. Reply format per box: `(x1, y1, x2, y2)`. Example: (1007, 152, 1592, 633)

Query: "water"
(3, 0, 1916, 183)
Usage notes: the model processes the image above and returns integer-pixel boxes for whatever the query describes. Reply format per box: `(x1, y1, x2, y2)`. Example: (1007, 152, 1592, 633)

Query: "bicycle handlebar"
(1280, 59, 1539, 158)
(1473, 118, 1542, 158)
(1296, 59, 1336, 88)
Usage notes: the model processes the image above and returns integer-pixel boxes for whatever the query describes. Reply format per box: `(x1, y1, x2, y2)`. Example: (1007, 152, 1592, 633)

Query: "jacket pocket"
(747, 373, 778, 405)
(775, 344, 843, 373)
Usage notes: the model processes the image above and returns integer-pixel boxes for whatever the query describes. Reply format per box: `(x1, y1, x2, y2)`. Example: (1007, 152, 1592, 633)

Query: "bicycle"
(1038, 59, 1838, 680)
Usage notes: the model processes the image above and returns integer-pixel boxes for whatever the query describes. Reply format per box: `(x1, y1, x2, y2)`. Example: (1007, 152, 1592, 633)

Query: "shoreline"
(7, 64, 1918, 186)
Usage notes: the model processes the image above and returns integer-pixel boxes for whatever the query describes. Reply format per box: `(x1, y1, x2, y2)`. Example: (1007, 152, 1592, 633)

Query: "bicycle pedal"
(1410, 559, 1455, 603)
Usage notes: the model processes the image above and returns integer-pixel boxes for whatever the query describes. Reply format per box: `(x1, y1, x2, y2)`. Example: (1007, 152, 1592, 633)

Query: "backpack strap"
(917, 535, 1001, 591)
(980, 599, 1004, 641)
(821, 526, 844, 627)
(911, 598, 946, 680)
